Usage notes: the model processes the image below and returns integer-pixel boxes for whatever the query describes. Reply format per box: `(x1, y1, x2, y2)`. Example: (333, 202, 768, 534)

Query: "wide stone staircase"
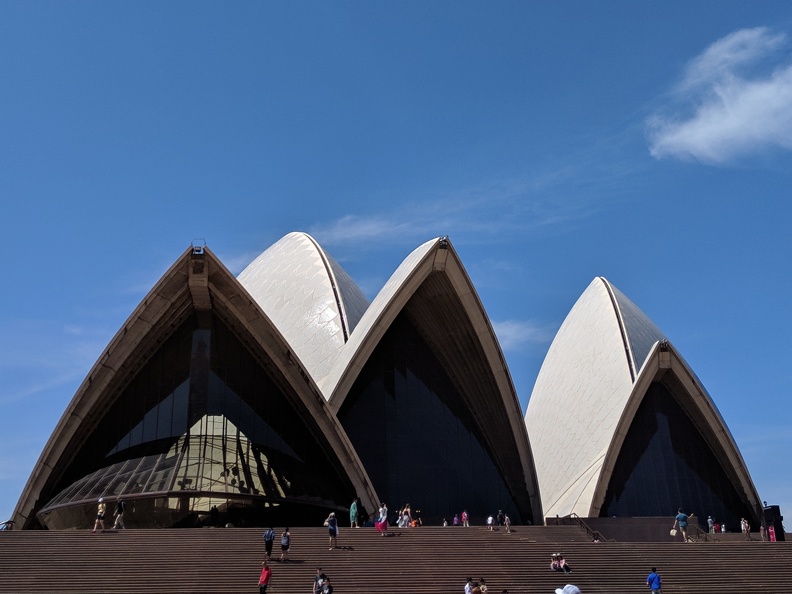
(1, 525, 790, 593)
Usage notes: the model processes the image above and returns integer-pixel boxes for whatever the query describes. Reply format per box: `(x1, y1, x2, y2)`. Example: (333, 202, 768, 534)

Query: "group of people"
(485, 510, 512, 532)
(92, 497, 126, 532)
(396, 503, 422, 527)
(676, 509, 755, 543)
(550, 553, 572, 573)
(464, 577, 489, 594)
(262, 527, 292, 562)
(312, 567, 334, 594)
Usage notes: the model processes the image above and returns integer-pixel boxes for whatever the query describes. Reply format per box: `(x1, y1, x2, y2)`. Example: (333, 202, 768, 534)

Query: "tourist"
(453, 514, 460, 526)
(312, 568, 327, 594)
(504, 514, 512, 534)
(112, 499, 126, 530)
(279, 527, 291, 562)
(263, 527, 275, 559)
(465, 577, 474, 594)
(258, 559, 272, 594)
(741, 517, 752, 540)
(551, 554, 561, 572)
(672, 508, 693, 542)
(325, 512, 338, 549)
(479, 577, 488, 593)
(707, 515, 715, 533)
(320, 576, 334, 594)
(92, 497, 106, 533)
(376, 502, 389, 536)
(350, 497, 359, 528)
(646, 566, 662, 593)
(557, 554, 572, 573)
(403, 503, 413, 526)
(462, 509, 470, 527)
(487, 514, 494, 531)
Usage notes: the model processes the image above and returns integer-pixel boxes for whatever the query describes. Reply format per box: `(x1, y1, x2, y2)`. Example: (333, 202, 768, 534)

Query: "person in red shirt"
(258, 560, 272, 594)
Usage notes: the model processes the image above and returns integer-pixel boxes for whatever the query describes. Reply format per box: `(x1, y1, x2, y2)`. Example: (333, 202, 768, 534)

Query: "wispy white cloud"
(648, 27, 792, 163)
(310, 215, 442, 247)
(492, 319, 552, 352)
(308, 178, 598, 252)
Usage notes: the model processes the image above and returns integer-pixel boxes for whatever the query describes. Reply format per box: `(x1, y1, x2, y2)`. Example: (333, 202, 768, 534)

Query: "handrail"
(689, 523, 713, 542)
(558, 513, 615, 542)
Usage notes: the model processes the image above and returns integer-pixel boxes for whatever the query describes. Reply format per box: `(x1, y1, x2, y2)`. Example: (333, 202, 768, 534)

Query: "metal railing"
(557, 513, 615, 542)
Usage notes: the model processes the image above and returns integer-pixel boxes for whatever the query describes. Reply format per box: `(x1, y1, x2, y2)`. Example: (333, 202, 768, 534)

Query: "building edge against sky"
(12, 235, 761, 530)
(12, 234, 540, 529)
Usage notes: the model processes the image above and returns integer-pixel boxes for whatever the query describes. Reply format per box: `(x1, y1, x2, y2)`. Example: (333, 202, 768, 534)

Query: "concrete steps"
(0, 525, 789, 593)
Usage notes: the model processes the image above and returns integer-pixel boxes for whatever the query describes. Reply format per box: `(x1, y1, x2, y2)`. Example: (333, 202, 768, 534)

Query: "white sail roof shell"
(524, 277, 665, 517)
(237, 232, 369, 390)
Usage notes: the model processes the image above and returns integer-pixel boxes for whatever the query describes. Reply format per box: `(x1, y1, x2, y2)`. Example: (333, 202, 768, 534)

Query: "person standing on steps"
(279, 527, 291, 562)
(350, 497, 359, 528)
(263, 527, 275, 559)
(258, 559, 272, 593)
(376, 502, 389, 536)
(646, 567, 662, 593)
(465, 577, 474, 594)
(92, 497, 106, 533)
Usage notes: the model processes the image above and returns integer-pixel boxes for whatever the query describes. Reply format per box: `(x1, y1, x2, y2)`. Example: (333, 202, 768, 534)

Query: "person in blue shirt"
(646, 567, 662, 593)
(263, 527, 275, 559)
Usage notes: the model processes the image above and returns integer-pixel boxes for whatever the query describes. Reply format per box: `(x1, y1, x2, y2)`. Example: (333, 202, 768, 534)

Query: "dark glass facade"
(37, 313, 354, 529)
(600, 380, 756, 529)
(338, 312, 521, 525)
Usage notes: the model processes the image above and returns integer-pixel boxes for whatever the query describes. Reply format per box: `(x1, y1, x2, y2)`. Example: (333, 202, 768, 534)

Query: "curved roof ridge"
(319, 237, 440, 399)
(237, 232, 368, 387)
(599, 277, 666, 379)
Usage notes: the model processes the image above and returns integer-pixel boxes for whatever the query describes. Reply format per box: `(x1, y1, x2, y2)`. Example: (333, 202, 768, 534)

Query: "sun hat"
(555, 585, 581, 594)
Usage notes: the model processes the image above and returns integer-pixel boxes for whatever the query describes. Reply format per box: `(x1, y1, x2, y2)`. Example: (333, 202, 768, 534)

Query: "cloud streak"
(492, 319, 552, 352)
(648, 27, 792, 163)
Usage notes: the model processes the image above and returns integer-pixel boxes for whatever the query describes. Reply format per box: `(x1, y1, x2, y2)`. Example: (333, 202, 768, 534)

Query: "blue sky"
(1, 2, 790, 525)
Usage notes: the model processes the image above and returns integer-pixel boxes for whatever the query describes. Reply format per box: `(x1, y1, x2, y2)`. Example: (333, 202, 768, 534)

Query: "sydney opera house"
(12, 233, 762, 531)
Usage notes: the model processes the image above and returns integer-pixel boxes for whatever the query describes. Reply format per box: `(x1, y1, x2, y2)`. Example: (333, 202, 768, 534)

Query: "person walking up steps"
(279, 527, 291, 562)
(263, 527, 275, 559)
(325, 512, 339, 549)
(92, 498, 106, 533)
(112, 499, 126, 529)
(646, 567, 662, 593)
(672, 508, 693, 542)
